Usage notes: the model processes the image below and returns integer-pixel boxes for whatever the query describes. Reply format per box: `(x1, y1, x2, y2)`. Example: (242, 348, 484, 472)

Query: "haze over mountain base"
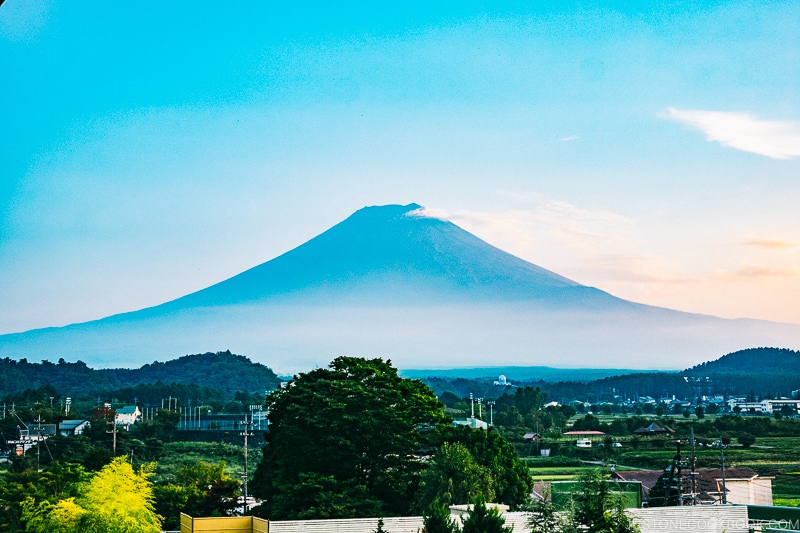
(2, 301, 799, 373)
(2, 203, 799, 372)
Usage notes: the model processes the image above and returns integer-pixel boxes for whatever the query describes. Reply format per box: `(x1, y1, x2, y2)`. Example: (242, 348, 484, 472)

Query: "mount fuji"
(2, 203, 800, 372)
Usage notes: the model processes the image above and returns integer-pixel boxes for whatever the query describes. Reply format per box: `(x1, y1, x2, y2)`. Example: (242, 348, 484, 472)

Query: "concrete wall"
(726, 478, 774, 506)
(268, 507, 748, 533)
(627, 506, 749, 533)
(179, 506, 749, 533)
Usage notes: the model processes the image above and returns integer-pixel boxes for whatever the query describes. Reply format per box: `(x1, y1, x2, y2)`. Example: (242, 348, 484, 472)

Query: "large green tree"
(251, 357, 447, 519)
(436, 425, 533, 509)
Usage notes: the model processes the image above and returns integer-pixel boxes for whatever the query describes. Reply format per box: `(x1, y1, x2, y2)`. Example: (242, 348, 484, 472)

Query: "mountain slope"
(155, 203, 598, 309)
(2, 203, 800, 372)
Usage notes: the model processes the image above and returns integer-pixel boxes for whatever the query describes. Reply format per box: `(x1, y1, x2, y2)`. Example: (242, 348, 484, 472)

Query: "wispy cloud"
(710, 264, 800, 281)
(741, 238, 797, 250)
(558, 135, 579, 142)
(665, 108, 800, 160)
(411, 197, 632, 253)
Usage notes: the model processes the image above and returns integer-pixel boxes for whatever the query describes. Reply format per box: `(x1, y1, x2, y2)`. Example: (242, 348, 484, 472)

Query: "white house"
(727, 398, 800, 415)
(115, 406, 142, 428)
(58, 419, 91, 436)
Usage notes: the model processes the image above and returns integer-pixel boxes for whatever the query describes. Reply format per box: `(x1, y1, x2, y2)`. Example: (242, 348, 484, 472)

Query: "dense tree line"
(425, 348, 800, 402)
(0, 351, 281, 398)
(683, 347, 800, 397)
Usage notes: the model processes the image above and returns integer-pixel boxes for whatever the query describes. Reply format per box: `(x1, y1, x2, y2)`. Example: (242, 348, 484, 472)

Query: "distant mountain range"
(399, 366, 656, 382)
(4, 347, 795, 403)
(1, 203, 800, 371)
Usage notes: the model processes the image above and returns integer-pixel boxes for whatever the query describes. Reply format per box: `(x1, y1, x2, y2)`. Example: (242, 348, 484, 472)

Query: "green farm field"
(527, 435, 800, 505)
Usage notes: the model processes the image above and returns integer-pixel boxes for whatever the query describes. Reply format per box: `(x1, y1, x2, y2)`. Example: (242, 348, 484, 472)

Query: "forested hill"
(681, 347, 800, 397)
(684, 347, 800, 375)
(0, 351, 281, 397)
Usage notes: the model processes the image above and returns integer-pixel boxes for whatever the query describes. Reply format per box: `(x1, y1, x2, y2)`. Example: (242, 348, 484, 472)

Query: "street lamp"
(487, 401, 495, 426)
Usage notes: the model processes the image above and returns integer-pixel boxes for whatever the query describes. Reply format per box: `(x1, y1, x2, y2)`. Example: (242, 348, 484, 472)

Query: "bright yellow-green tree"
(22, 457, 162, 533)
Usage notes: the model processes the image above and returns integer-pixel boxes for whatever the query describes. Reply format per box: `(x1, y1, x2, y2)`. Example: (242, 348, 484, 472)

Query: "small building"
(6, 423, 56, 454)
(493, 375, 511, 386)
(449, 503, 509, 518)
(452, 417, 488, 430)
(612, 467, 773, 506)
(727, 400, 766, 414)
(115, 406, 142, 428)
(633, 423, 674, 438)
(564, 430, 605, 438)
(58, 419, 91, 436)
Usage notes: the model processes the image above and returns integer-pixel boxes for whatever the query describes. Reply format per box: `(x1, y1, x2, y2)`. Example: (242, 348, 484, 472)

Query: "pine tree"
(422, 499, 460, 533)
(461, 496, 512, 533)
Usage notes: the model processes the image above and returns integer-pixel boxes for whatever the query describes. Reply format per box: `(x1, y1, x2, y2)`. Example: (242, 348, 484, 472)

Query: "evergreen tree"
(422, 499, 460, 533)
(460, 497, 512, 533)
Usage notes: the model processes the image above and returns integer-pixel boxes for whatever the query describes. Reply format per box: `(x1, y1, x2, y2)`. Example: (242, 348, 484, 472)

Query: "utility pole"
(487, 401, 495, 426)
(675, 441, 683, 506)
(689, 427, 697, 505)
(240, 420, 254, 514)
(33, 415, 44, 472)
(470, 393, 474, 418)
(719, 437, 727, 504)
(107, 416, 118, 455)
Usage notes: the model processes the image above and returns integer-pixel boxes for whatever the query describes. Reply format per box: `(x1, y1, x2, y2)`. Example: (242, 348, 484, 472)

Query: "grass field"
(150, 441, 261, 483)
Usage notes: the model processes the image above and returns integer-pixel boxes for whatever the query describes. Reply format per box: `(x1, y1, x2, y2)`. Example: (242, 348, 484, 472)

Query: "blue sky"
(2, 0, 800, 334)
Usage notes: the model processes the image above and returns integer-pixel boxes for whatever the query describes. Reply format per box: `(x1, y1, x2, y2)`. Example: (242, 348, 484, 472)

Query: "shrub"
(738, 433, 756, 448)
(461, 497, 512, 533)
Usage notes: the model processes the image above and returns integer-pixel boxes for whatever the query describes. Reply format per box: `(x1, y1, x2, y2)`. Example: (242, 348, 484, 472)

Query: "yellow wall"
(179, 514, 269, 533)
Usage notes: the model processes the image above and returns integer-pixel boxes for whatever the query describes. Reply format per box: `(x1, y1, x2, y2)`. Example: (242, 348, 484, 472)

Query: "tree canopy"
(21, 457, 162, 533)
(415, 443, 494, 510)
(435, 425, 533, 509)
(251, 356, 447, 519)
